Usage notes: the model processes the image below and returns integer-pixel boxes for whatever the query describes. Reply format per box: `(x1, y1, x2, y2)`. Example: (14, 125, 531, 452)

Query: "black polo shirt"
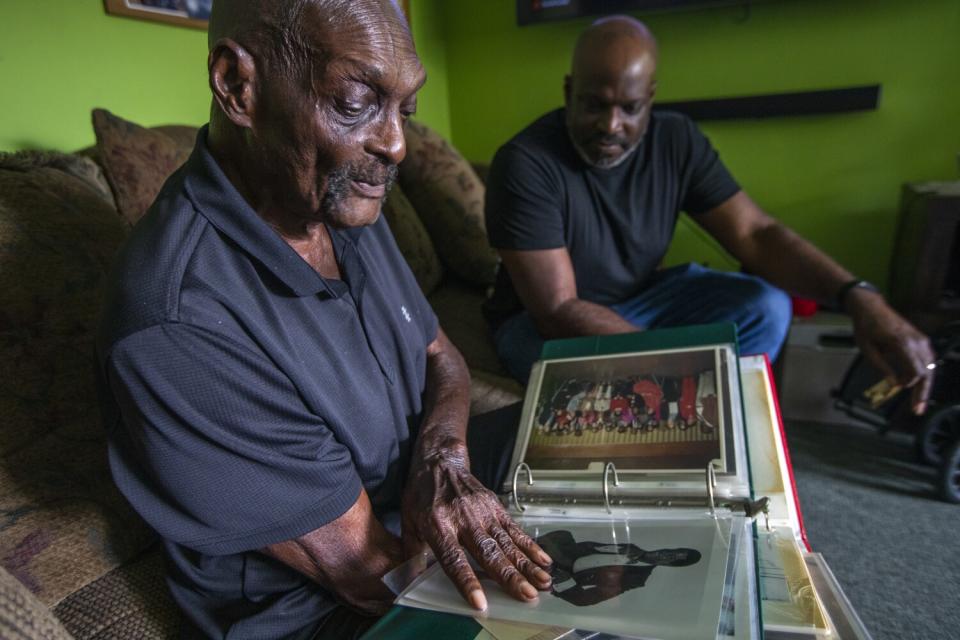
(96, 128, 437, 639)
(483, 108, 740, 328)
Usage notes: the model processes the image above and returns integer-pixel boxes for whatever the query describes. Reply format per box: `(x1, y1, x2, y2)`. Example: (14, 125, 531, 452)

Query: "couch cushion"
(53, 548, 177, 640)
(399, 121, 498, 286)
(0, 565, 74, 640)
(0, 152, 126, 455)
(0, 427, 156, 608)
(468, 373, 522, 417)
(428, 280, 510, 379)
(381, 185, 443, 295)
(0, 152, 154, 606)
(91, 109, 195, 226)
(149, 125, 199, 151)
(0, 153, 115, 210)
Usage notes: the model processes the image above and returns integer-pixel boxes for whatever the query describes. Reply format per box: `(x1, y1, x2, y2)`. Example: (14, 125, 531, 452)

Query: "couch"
(0, 109, 521, 639)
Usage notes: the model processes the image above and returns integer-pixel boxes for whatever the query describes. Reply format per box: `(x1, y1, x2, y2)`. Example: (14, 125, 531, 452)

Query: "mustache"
(591, 135, 629, 147)
(348, 161, 398, 189)
(322, 160, 399, 215)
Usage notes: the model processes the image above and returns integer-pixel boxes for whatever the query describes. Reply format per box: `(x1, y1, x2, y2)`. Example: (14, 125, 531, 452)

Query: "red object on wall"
(791, 296, 818, 317)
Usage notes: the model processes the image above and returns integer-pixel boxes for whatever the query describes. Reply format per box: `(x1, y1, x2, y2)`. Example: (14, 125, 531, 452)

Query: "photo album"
(386, 324, 849, 640)
(396, 324, 768, 639)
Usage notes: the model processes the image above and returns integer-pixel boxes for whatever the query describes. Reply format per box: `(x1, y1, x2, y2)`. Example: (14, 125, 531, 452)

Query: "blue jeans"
(492, 263, 792, 383)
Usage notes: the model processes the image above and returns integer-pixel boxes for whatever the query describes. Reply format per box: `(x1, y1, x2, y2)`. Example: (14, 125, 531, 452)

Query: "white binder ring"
(512, 462, 534, 512)
(706, 462, 718, 519)
(603, 461, 620, 514)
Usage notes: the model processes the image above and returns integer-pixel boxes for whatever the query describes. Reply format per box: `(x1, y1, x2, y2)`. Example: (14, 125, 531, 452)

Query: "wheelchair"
(833, 321, 960, 503)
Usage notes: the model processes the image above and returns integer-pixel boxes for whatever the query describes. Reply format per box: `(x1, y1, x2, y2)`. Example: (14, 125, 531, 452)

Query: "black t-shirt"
(97, 129, 437, 639)
(484, 108, 740, 328)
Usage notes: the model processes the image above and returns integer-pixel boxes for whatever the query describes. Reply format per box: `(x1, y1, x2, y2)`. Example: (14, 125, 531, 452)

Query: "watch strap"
(835, 278, 880, 309)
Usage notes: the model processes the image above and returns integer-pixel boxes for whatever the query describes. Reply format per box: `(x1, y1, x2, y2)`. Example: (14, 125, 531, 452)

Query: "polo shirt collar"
(182, 126, 361, 298)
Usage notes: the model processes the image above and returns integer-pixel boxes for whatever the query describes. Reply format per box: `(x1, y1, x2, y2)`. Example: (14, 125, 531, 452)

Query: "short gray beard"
(321, 162, 398, 224)
(571, 136, 642, 170)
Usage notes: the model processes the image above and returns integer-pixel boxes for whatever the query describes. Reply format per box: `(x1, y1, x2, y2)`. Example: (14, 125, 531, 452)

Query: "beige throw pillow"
(381, 185, 444, 295)
(399, 120, 498, 286)
(91, 109, 195, 226)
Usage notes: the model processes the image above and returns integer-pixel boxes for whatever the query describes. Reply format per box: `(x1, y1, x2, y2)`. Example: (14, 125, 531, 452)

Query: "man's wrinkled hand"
(401, 448, 552, 611)
(848, 293, 936, 415)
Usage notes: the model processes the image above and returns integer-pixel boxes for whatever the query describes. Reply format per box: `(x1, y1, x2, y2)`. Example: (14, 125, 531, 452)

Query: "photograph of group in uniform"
(521, 347, 734, 473)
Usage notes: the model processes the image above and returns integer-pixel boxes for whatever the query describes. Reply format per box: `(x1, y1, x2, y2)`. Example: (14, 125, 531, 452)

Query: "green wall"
(4, 1, 956, 287)
(0, 0, 451, 151)
(437, 0, 960, 287)
(0, 1, 210, 152)
(410, 0, 452, 140)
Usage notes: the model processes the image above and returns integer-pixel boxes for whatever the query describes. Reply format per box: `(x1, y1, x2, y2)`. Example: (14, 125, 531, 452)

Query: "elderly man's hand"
(847, 291, 936, 415)
(401, 444, 552, 611)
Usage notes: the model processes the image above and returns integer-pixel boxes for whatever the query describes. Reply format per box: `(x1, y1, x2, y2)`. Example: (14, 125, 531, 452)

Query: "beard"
(571, 133, 643, 170)
(320, 160, 399, 224)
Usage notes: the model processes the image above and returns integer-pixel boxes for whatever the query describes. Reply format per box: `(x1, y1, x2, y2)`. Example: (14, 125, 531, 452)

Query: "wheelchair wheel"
(917, 405, 960, 466)
(939, 439, 960, 504)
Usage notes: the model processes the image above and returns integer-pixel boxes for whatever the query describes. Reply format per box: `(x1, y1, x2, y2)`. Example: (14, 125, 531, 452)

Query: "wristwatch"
(835, 278, 881, 309)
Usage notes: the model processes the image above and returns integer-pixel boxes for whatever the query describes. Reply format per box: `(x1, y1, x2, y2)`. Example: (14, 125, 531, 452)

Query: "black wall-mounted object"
(653, 84, 882, 121)
(517, 0, 763, 26)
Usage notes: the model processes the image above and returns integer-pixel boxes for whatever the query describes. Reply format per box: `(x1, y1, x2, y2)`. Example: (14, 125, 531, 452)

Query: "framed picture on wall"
(104, 0, 411, 30)
(103, 0, 211, 30)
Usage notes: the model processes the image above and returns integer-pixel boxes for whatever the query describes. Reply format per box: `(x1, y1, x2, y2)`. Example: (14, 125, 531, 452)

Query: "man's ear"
(563, 74, 572, 107)
(209, 38, 258, 129)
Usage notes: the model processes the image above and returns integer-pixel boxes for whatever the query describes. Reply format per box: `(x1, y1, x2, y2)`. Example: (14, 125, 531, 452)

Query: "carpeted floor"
(783, 419, 960, 640)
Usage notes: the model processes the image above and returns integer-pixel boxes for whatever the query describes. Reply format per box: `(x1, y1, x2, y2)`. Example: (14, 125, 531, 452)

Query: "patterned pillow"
(399, 120, 498, 287)
(381, 185, 443, 295)
(91, 109, 195, 226)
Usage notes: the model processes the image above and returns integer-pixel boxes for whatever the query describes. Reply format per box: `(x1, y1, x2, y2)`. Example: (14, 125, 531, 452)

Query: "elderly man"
(96, 1, 550, 638)
(484, 16, 935, 414)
